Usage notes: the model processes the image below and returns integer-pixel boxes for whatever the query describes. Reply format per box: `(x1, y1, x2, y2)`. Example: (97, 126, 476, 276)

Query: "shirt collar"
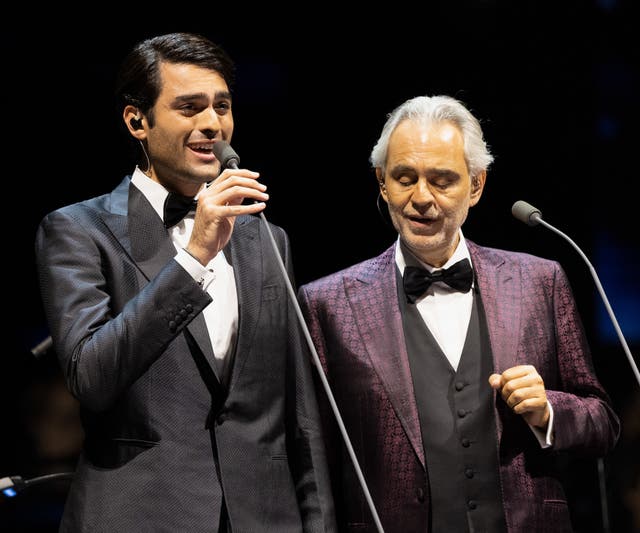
(395, 229, 472, 275)
(130, 167, 169, 222)
(130, 167, 206, 225)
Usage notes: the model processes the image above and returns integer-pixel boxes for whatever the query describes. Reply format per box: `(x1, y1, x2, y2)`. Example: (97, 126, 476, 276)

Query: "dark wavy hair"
(114, 32, 235, 125)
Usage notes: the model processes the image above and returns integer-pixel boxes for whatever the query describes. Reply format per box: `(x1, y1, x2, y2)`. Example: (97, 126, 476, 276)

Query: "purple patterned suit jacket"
(298, 239, 620, 533)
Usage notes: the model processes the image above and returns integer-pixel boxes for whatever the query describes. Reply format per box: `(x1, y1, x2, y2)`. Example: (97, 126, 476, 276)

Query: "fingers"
(187, 168, 267, 265)
(489, 365, 547, 412)
(488, 366, 532, 393)
(489, 365, 550, 428)
(505, 387, 546, 415)
(204, 168, 267, 207)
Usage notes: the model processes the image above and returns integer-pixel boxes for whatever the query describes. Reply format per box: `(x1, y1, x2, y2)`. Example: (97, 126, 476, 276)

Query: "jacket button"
(465, 468, 474, 479)
(457, 408, 467, 418)
(468, 500, 477, 510)
(416, 487, 425, 502)
(461, 438, 470, 447)
(455, 381, 465, 391)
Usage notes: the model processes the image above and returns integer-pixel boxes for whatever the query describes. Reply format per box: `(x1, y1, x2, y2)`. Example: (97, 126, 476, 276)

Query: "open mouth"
(408, 215, 435, 225)
(407, 215, 438, 233)
(188, 142, 215, 154)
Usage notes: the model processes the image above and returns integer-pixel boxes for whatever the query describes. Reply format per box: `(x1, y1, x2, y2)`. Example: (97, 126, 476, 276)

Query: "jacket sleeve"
(544, 261, 620, 454)
(34, 207, 212, 412)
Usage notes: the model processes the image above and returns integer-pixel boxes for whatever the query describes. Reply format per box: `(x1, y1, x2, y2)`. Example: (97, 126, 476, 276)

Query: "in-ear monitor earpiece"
(130, 116, 143, 130)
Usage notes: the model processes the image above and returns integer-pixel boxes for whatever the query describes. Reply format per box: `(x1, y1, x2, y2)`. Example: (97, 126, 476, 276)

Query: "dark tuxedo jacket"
(298, 240, 620, 533)
(35, 176, 336, 533)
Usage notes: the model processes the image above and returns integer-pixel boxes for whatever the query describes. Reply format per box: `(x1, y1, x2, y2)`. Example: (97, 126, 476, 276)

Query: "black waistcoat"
(397, 272, 507, 533)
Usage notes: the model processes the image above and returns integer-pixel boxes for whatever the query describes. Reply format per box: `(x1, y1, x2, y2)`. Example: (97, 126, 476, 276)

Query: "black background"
(2, 2, 639, 531)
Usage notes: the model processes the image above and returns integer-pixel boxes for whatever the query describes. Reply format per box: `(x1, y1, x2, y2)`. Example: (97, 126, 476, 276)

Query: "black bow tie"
(163, 192, 197, 228)
(402, 258, 474, 303)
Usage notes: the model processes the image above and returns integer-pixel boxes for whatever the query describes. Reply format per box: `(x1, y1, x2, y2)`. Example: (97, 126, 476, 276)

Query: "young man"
(35, 32, 336, 533)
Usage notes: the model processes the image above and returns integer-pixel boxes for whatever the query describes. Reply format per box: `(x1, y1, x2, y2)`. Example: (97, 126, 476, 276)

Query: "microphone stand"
(513, 200, 638, 533)
(258, 212, 385, 533)
(213, 141, 384, 532)
(534, 216, 632, 533)
(534, 216, 640, 388)
(1, 472, 73, 498)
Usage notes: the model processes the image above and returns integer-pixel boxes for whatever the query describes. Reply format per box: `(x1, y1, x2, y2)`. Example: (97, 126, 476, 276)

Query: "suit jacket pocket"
(85, 436, 159, 469)
(541, 499, 572, 532)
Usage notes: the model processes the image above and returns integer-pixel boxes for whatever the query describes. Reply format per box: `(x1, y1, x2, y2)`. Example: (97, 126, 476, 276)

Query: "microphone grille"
(212, 141, 240, 169)
(512, 200, 542, 226)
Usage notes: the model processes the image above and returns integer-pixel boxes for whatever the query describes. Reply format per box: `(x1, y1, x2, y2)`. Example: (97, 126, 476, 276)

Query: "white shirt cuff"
(175, 249, 216, 290)
(529, 401, 554, 448)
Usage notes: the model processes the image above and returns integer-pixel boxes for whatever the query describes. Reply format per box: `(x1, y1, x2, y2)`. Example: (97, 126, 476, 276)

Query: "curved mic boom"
(512, 200, 640, 388)
(215, 141, 385, 532)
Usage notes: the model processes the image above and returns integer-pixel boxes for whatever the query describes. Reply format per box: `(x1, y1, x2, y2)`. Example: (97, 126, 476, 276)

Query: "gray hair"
(369, 95, 494, 180)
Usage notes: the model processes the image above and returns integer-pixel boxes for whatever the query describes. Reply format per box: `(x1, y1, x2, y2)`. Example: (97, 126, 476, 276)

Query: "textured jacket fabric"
(298, 240, 620, 533)
(35, 176, 336, 533)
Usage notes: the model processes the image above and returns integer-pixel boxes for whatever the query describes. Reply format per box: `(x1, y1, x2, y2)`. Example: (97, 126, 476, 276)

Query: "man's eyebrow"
(428, 169, 460, 179)
(388, 166, 459, 177)
(389, 164, 416, 175)
(213, 90, 232, 101)
(172, 90, 232, 103)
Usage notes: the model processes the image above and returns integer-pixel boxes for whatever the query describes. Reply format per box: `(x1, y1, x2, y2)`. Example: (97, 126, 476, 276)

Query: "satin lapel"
(95, 177, 167, 277)
(469, 243, 522, 373)
(469, 242, 521, 437)
(224, 217, 260, 393)
(96, 177, 132, 261)
(126, 181, 218, 379)
(185, 317, 219, 383)
(127, 184, 176, 279)
(345, 249, 425, 467)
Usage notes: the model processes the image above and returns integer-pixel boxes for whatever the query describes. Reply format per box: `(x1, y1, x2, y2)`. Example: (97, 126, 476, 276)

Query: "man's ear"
(124, 105, 146, 140)
(376, 168, 387, 200)
(470, 170, 486, 206)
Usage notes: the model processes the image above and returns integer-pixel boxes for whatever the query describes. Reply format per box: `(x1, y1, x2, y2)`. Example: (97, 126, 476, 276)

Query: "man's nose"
(412, 179, 434, 205)
(197, 107, 222, 135)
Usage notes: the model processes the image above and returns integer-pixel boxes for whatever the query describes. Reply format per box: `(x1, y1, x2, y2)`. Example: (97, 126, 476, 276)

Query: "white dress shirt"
(131, 168, 238, 379)
(395, 230, 553, 447)
(395, 231, 473, 371)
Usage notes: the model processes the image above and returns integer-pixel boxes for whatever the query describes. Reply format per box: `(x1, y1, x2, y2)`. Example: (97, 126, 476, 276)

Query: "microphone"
(511, 200, 542, 226)
(212, 141, 240, 170)
(512, 200, 640, 388)
(213, 141, 385, 532)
